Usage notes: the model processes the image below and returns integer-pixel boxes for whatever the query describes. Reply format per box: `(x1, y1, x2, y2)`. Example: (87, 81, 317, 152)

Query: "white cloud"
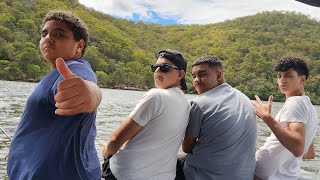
(78, 0, 320, 24)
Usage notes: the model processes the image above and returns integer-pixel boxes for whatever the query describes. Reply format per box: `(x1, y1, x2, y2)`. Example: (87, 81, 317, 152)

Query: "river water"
(0, 80, 319, 179)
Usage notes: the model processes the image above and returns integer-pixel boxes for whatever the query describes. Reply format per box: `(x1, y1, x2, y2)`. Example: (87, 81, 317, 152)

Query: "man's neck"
(285, 90, 305, 99)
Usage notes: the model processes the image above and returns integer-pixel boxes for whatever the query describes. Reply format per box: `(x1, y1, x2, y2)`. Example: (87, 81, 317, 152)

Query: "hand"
(98, 139, 110, 158)
(54, 58, 102, 115)
(252, 95, 273, 121)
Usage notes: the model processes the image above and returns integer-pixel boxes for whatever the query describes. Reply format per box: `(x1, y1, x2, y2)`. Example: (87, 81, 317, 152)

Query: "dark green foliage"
(0, 1, 319, 104)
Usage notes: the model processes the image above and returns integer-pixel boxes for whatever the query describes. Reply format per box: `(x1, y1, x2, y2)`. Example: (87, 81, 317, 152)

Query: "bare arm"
(263, 118, 305, 157)
(182, 134, 197, 153)
(253, 95, 305, 157)
(100, 117, 142, 158)
(302, 142, 316, 160)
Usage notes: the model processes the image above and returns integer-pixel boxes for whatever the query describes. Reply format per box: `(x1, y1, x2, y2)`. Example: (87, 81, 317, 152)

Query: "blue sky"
(78, 0, 320, 25)
(132, 12, 178, 25)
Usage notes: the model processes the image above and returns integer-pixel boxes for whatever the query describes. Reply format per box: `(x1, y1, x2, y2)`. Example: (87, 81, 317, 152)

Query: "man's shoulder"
(65, 59, 90, 68)
(147, 88, 163, 96)
(285, 96, 313, 109)
(191, 95, 205, 104)
(287, 95, 310, 101)
(140, 88, 163, 103)
(148, 87, 182, 97)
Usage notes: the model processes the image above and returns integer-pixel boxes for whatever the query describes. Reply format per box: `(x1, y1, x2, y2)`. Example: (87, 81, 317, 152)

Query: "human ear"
(216, 69, 223, 81)
(300, 75, 306, 83)
(178, 70, 185, 81)
(76, 39, 85, 54)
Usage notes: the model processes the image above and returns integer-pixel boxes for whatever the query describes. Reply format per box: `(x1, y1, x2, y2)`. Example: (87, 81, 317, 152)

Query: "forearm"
(105, 138, 124, 158)
(103, 117, 142, 158)
(263, 116, 305, 157)
(182, 134, 196, 153)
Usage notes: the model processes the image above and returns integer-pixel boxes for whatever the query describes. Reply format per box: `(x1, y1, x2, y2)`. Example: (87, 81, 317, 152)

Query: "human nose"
(154, 67, 162, 73)
(279, 76, 286, 83)
(193, 76, 199, 83)
(43, 33, 54, 42)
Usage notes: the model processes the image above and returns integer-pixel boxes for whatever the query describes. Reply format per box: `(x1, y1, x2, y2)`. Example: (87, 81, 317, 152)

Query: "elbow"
(182, 144, 192, 153)
(291, 147, 304, 157)
(182, 148, 191, 154)
(293, 152, 303, 158)
(182, 135, 196, 153)
(289, 141, 305, 157)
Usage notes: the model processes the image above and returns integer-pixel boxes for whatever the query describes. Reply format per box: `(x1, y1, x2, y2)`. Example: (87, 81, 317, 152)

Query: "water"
(0, 80, 319, 179)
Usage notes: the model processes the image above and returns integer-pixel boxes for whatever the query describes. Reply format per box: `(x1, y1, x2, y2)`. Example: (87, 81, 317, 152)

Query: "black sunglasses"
(151, 64, 180, 73)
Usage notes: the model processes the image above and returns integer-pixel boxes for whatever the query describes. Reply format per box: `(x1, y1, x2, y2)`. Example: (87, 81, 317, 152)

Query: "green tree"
(96, 70, 108, 86)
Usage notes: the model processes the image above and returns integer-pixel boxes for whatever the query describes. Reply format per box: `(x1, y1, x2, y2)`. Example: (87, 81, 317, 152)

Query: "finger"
(55, 97, 83, 110)
(55, 103, 85, 116)
(268, 95, 273, 112)
(98, 140, 107, 146)
(57, 77, 83, 92)
(269, 95, 273, 103)
(255, 95, 262, 103)
(56, 58, 76, 80)
(54, 88, 81, 103)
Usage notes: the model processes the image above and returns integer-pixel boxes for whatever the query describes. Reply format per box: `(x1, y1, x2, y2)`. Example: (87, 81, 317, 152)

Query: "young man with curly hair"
(253, 57, 318, 180)
(7, 10, 101, 180)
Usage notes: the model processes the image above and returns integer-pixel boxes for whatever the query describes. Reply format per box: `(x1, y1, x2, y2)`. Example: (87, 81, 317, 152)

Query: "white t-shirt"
(255, 96, 318, 180)
(110, 87, 191, 180)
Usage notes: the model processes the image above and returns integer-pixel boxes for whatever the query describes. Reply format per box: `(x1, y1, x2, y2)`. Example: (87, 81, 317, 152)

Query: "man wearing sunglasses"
(176, 56, 257, 180)
(100, 49, 190, 179)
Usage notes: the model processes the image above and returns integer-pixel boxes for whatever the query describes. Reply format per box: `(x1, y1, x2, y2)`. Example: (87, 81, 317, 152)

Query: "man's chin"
(279, 88, 286, 93)
(154, 83, 163, 89)
(195, 88, 203, 95)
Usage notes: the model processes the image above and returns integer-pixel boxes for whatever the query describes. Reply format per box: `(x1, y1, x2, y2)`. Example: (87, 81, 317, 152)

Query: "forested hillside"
(0, 0, 319, 104)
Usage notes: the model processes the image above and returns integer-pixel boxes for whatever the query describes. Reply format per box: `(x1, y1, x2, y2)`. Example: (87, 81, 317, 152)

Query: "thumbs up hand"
(54, 58, 102, 115)
(56, 57, 76, 79)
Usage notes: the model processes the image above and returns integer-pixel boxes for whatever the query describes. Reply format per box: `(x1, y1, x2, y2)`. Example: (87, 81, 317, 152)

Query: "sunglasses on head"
(158, 51, 177, 61)
(151, 64, 180, 73)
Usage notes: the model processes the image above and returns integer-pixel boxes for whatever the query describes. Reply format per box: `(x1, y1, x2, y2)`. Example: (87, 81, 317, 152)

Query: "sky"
(78, 0, 320, 25)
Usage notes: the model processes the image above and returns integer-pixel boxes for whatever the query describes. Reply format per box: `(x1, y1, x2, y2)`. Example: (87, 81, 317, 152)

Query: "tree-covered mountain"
(0, 0, 319, 104)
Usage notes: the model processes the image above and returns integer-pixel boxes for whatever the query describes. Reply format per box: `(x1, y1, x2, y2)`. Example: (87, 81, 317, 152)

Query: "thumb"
(56, 58, 76, 79)
(98, 139, 107, 147)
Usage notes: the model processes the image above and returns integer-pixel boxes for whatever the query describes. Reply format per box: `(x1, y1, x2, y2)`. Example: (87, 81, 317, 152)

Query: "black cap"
(157, 49, 188, 90)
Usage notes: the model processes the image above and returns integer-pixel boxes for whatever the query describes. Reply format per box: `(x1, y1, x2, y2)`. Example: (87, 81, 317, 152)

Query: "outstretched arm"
(54, 58, 102, 115)
(252, 95, 306, 157)
(100, 117, 142, 158)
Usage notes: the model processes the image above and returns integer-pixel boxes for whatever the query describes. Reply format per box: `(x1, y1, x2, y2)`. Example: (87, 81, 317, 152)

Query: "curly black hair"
(192, 55, 222, 69)
(40, 10, 89, 55)
(274, 57, 309, 79)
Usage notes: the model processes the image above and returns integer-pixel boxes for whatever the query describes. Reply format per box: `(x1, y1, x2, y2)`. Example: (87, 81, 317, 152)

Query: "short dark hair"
(274, 57, 309, 79)
(40, 10, 89, 55)
(192, 55, 222, 69)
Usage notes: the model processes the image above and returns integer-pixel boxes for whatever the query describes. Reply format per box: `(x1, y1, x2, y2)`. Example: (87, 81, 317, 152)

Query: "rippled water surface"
(0, 80, 319, 179)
